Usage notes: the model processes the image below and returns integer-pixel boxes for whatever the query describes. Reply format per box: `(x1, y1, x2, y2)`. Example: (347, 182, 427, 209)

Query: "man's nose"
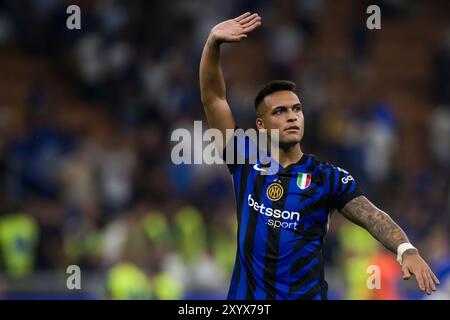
(287, 109, 298, 122)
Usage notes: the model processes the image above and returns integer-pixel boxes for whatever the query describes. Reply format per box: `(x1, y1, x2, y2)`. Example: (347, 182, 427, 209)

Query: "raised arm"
(340, 195, 440, 295)
(199, 12, 261, 150)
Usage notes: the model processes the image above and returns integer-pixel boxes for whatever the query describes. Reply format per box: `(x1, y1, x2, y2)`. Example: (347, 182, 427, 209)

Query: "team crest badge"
(297, 173, 312, 190)
(266, 182, 284, 201)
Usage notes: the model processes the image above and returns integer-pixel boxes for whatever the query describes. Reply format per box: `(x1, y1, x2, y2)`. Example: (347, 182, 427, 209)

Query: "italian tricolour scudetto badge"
(297, 173, 311, 190)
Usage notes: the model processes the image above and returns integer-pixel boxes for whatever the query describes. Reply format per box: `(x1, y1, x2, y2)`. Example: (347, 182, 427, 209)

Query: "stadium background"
(0, 0, 448, 299)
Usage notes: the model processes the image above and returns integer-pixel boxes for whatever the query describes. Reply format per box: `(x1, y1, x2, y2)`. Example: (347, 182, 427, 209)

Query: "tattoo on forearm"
(340, 196, 410, 254)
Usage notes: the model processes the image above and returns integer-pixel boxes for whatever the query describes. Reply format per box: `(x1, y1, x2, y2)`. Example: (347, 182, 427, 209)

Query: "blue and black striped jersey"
(224, 129, 363, 300)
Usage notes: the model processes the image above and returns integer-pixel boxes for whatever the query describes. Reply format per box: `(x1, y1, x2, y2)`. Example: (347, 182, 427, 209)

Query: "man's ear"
(256, 117, 265, 130)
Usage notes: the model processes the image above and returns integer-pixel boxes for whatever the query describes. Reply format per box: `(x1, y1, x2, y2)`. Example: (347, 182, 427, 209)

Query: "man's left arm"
(340, 195, 440, 295)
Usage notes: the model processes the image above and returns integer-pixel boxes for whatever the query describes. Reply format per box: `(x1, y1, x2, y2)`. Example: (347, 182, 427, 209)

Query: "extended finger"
(234, 12, 251, 22)
(239, 13, 259, 25)
(415, 271, 425, 292)
(242, 20, 261, 33)
(430, 270, 440, 285)
(427, 270, 437, 291)
(241, 16, 261, 29)
(421, 270, 432, 295)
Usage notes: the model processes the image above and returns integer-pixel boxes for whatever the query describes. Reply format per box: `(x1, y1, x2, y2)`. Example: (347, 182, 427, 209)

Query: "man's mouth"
(284, 125, 299, 131)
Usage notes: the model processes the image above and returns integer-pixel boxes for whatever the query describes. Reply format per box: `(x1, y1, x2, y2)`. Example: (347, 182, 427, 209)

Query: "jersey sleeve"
(329, 165, 364, 211)
(222, 127, 259, 175)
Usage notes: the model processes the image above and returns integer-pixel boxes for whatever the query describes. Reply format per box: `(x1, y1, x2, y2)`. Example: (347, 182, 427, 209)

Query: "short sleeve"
(222, 127, 259, 174)
(329, 165, 364, 211)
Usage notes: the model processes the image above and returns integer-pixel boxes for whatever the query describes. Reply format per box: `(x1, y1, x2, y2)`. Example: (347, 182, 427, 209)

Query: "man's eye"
(294, 106, 303, 112)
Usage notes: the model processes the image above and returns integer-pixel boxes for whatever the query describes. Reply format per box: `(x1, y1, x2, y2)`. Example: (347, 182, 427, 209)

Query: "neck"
(271, 142, 303, 168)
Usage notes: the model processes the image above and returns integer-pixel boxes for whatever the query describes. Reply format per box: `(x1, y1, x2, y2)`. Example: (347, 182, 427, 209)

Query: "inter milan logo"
(266, 182, 284, 201)
(297, 173, 312, 190)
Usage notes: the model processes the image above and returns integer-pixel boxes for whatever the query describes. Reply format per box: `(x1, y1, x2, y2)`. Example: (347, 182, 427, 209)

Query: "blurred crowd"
(0, 0, 449, 299)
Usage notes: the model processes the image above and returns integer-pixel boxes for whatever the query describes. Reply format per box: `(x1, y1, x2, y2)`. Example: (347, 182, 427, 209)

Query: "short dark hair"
(254, 80, 297, 110)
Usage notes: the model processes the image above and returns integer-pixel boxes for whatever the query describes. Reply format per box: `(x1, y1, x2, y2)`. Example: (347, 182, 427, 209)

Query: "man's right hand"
(209, 12, 261, 44)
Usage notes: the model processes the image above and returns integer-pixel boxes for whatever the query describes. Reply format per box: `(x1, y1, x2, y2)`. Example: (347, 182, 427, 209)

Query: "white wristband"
(396, 243, 416, 265)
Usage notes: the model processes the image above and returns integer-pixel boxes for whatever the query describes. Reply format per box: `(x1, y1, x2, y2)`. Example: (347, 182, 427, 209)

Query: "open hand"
(402, 251, 440, 295)
(209, 12, 261, 44)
